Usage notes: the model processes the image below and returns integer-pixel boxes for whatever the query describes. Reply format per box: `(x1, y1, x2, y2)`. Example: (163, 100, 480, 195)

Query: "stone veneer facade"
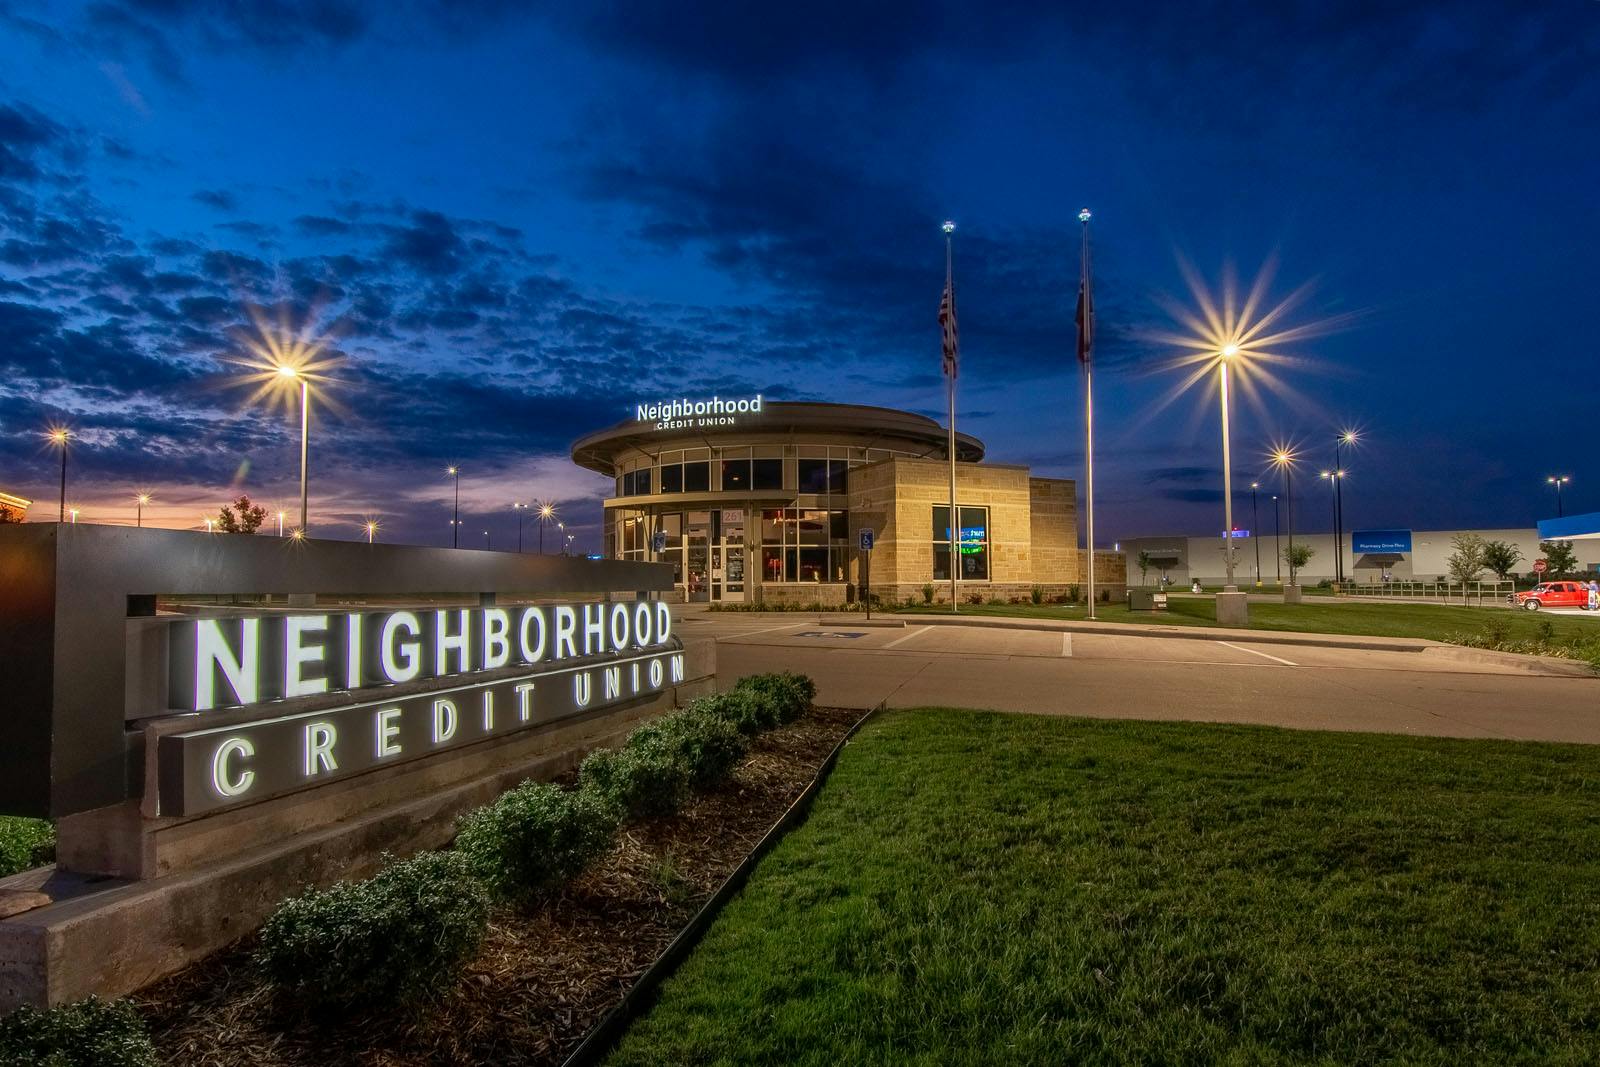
(841, 457, 1125, 605)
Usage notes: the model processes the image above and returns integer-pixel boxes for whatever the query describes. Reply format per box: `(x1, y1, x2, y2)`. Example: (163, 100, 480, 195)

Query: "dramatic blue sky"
(1, 1, 1595, 548)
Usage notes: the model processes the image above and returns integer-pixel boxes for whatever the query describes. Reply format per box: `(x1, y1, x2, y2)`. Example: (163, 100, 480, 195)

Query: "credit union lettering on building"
(635, 394, 763, 430)
(158, 602, 681, 816)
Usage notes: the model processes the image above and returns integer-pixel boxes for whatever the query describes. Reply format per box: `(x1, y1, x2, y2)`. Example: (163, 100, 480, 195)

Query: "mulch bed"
(136, 705, 861, 1066)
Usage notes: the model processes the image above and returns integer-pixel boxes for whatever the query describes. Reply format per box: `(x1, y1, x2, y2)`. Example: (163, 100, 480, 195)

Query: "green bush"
(629, 709, 747, 789)
(0, 816, 55, 877)
(455, 782, 615, 906)
(921, 583, 935, 604)
(1030, 585, 1044, 604)
(579, 737, 692, 820)
(256, 850, 488, 1011)
(734, 671, 816, 725)
(0, 996, 155, 1067)
(691, 688, 781, 736)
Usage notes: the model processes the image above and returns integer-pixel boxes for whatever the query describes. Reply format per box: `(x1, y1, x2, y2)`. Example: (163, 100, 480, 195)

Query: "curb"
(560, 703, 885, 1067)
(890, 613, 1434, 653)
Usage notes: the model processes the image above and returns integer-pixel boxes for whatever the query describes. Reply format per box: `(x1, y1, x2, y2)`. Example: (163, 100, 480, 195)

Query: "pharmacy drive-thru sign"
(160, 602, 683, 815)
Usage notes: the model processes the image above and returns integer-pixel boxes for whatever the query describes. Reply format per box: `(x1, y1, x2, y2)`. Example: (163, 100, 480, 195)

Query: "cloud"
(192, 188, 238, 211)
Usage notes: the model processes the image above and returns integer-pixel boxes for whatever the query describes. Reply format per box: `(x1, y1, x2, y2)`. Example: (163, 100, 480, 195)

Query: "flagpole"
(1079, 209, 1096, 620)
(943, 221, 959, 614)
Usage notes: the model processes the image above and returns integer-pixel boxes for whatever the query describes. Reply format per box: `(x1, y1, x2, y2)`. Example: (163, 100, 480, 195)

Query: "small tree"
(1282, 543, 1314, 583)
(1446, 533, 1487, 602)
(1481, 540, 1523, 581)
(1135, 550, 1152, 586)
(217, 495, 268, 534)
(1540, 539, 1578, 579)
(0, 503, 22, 524)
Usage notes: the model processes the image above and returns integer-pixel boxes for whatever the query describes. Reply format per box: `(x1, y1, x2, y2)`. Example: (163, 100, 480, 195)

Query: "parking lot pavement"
(693, 613, 1600, 745)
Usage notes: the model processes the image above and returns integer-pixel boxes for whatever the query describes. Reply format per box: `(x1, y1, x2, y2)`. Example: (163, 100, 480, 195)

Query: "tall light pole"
(1273, 449, 1297, 586)
(483, 529, 491, 551)
(1320, 471, 1341, 582)
(1217, 344, 1240, 589)
(557, 521, 566, 556)
(274, 365, 311, 536)
(448, 467, 461, 547)
(513, 502, 528, 552)
(136, 492, 151, 528)
(1272, 494, 1281, 583)
(365, 520, 379, 544)
(46, 428, 71, 521)
(1548, 475, 1570, 518)
(1250, 482, 1261, 585)
(1333, 430, 1357, 583)
(277, 510, 286, 537)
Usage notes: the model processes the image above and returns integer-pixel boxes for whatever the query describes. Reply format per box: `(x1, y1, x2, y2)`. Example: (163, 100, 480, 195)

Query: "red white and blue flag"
(939, 274, 959, 380)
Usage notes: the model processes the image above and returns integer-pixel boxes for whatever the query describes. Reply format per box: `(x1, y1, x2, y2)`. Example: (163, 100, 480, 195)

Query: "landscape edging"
(559, 703, 885, 1067)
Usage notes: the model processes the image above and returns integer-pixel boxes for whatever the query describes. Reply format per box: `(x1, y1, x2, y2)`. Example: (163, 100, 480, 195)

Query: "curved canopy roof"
(571, 401, 985, 476)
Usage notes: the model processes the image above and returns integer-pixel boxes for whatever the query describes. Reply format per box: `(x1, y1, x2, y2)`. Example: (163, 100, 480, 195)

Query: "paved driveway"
(683, 612, 1600, 745)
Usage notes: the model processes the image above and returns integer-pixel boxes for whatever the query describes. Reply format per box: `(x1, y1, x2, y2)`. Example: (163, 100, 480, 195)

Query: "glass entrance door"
(685, 511, 711, 603)
(718, 508, 746, 603)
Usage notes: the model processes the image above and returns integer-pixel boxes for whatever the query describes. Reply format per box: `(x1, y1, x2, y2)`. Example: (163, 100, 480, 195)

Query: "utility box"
(1128, 588, 1169, 611)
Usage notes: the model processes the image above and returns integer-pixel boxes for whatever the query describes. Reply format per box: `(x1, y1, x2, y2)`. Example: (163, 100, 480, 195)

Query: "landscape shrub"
(455, 781, 616, 905)
(1031, 585, 1044, 604)
(921, 583, 934, 604)
(966, 591, 984, 605)
(689, 687, 781, 736)
(0, 996, 155, 1067)
(1068, 584, 1081, 601)
(579, 736, 692, 820)
(256, 850, 489, 1012)
(734, 671, 816, 725)
(0, 816, 55, 878)
(629, 709, 747, 788)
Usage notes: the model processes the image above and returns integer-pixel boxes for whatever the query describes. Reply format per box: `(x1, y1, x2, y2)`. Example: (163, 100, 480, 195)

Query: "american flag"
(1076, 246, 1093, 365)
(938, 275, 959, 380)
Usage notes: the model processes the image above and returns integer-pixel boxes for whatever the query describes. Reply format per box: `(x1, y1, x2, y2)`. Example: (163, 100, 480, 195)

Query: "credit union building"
(571, 398, 1125, 606)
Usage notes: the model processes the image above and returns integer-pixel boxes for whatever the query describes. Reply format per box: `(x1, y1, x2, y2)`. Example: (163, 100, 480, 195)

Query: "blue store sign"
(1351, 529, 1413, 553)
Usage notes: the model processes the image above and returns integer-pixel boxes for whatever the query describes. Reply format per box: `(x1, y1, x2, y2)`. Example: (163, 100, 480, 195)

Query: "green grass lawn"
(609, 711, 1600, 1066)
(897, 596, 1600, 647)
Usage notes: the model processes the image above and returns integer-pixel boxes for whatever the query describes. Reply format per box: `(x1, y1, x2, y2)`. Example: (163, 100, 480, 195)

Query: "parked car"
(1509, 581, 1592, 611)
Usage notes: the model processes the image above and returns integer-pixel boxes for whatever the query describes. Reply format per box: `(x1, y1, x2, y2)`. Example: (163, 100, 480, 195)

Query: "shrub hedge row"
(245, 671, 816, 1013)
(0, 816, 55, 879)
(0, 996, 156, 1067)
(10, 673, 819, 1040)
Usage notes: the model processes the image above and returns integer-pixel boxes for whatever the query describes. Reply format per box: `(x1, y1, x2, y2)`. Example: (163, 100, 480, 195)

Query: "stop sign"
(1533, 559, 1548, 574)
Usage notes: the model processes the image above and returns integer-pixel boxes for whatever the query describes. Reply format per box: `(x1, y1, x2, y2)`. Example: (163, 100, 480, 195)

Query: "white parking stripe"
(883, 625, 932, 649)
(1062, 632, 1072, 658)
(722, 622, 812, 640)
(1218, 640, 1298, 666)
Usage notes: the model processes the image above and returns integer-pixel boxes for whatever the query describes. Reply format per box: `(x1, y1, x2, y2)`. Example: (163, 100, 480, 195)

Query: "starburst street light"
(364, 519, 380, 544)
(537, 501, 557, 555)
(1150, 258, 1357, 594)
(136, 492, 151, 528)
(44, 426, 72, 521)
(230, 309, 342, 538)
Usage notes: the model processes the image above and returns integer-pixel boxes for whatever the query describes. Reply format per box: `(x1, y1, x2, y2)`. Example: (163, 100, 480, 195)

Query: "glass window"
(933, 505, 990, 581)
(829, 510, 848, 540)
(619, 468, 652, 496)
(721, 458, 752, 491)
(797, 458, 829, 494)
(683, 461, 710, 492)
(761, 546, 784, 582)
(660, 463, 683, 493)
(828, 460, 849, 493)
(752, 458, 784, 490)
(796, 547, 829, 582)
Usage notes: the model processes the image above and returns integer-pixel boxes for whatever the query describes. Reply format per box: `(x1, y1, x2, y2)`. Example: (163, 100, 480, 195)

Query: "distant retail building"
(571, 398, 1125, 606)
(1120, 527, 1600, 586)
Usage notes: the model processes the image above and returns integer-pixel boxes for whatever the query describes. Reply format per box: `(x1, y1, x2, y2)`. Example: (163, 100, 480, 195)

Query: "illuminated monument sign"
(159, 603, 682, 815)
(636, 393, 763, 430)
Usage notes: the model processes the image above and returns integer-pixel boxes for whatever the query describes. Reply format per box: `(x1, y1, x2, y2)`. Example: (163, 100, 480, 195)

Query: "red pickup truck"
(1509, 581, 1595, 611)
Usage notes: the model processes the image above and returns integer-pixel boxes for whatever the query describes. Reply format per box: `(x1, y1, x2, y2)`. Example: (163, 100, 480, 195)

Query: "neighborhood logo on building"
(635, 394, 764, 430)
(159, 603, 682, 816)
